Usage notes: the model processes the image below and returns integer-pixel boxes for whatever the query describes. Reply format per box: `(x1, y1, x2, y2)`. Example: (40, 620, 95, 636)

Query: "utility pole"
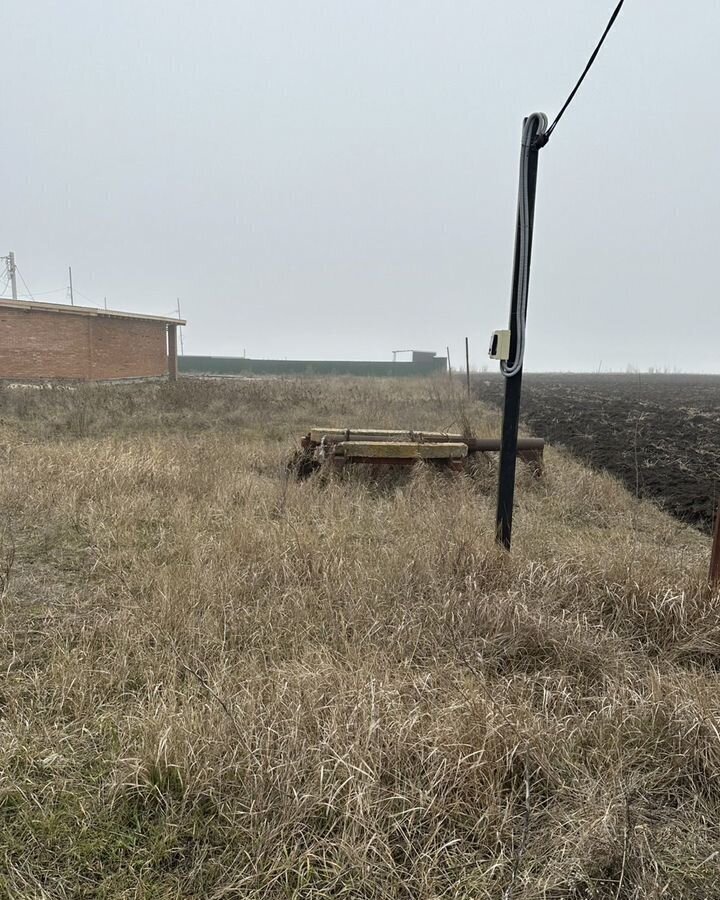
(488, 3, 625, 550)
(465, 336, 471, 398)
(68, 266, 74, 305)
(496, 114, 545, 550)
(8, 252, 17, 300)
(446, 346, 452, 378)
(2, 252, 18, 299)
(176, 298, 184, 355)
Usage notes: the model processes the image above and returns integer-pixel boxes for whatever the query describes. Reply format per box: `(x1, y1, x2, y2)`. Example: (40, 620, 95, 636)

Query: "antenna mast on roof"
(1, 252, 18, 299)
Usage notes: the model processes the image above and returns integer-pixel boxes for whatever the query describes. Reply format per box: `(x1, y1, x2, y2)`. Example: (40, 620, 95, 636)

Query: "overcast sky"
(3, 1, 718, 371)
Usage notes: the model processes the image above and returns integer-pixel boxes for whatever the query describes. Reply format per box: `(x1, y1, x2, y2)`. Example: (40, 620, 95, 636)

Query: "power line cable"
(73, 289, 97, 304)
(0, 257, 10, 296)
(15, 266, 35, 301)
(502, 1, 625, 377)
(18, 287, 66, 297)
(537, 0, 625, 147)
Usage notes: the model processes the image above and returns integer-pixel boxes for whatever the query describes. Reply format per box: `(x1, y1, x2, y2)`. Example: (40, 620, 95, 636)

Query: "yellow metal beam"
(336, 441, 467, 460)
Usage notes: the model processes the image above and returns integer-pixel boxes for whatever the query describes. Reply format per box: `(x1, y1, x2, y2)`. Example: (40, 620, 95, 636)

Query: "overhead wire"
(536, 0, 625, 147)
(0, 256, 11, 296)
(15, 266, 35, 301)
(501, 0, 626, 377)
(18, 287, 66, 297)
(73, 289, 97, 305)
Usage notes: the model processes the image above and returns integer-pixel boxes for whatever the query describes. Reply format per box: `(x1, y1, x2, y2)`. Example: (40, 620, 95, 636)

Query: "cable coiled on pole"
(500, 112, 548, 378)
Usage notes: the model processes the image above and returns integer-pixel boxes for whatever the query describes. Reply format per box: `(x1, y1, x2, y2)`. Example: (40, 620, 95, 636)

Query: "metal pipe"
(306, 430, 543, 452)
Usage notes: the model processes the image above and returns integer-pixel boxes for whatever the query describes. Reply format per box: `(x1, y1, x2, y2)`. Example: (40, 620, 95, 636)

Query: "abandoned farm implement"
(293, 428, 545, 476)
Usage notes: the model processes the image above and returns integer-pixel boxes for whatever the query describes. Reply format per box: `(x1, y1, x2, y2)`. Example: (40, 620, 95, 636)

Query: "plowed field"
(481, 373, 720, 532)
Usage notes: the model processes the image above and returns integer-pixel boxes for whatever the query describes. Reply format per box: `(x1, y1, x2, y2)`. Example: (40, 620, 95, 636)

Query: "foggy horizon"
(4, 1, 718, 372)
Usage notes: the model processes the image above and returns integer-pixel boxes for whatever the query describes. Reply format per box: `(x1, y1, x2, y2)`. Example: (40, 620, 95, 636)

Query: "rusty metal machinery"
(291, 428, 544, 478)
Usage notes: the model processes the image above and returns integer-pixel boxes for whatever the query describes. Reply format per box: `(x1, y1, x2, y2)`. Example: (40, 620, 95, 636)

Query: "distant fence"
(178, 356, 447, 378)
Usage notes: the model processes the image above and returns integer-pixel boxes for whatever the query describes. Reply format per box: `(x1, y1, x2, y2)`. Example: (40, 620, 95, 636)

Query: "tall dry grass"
(0, 376, 716, 898)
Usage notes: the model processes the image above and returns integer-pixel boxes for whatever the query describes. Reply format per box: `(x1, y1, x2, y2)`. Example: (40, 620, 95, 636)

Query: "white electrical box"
(488, 329, 511, 361)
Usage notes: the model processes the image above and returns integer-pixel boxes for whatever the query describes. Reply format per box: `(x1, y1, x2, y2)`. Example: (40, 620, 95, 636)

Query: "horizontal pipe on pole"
(465, 437, 543, 453)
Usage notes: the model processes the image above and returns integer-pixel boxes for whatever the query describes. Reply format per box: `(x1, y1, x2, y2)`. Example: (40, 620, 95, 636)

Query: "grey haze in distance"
(3, 1, 717, 372)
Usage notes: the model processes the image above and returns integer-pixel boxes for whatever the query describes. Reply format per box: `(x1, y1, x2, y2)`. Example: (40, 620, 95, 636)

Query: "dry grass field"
(0, 376, 717, 899)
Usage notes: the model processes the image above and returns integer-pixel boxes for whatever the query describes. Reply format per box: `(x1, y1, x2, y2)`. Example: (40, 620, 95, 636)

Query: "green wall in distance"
(178, 356, 447, 377)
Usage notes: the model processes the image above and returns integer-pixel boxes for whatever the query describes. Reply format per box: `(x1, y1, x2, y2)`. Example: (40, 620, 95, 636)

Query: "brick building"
(0, 298, 185, 382)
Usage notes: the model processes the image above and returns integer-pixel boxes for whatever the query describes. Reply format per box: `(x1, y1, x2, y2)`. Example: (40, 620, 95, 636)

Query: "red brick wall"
(90, 317, 168, 380)
(0, 307, 169, 381)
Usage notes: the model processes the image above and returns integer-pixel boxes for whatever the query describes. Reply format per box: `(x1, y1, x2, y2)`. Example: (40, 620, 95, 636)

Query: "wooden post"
(710, 504, 720, 588)
(167, 324, 178, 381)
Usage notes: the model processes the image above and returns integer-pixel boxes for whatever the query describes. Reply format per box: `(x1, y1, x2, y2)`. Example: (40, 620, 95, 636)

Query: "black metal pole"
(496, 117, 544, 549)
